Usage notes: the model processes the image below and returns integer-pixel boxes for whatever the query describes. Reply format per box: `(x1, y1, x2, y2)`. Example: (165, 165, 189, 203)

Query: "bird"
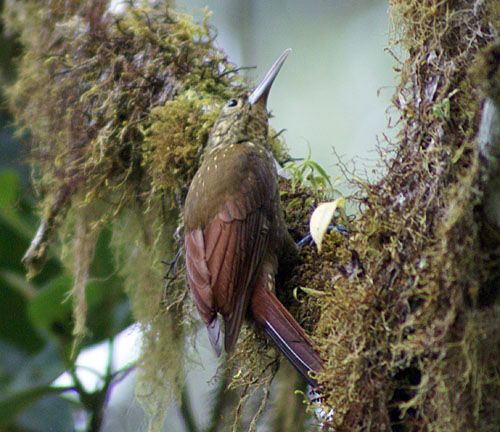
(183, 49, 322, 386)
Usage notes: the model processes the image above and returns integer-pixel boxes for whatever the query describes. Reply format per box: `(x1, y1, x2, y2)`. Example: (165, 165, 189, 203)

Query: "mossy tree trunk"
(307, 1, 499, 430)
(3, 0, 498, 431)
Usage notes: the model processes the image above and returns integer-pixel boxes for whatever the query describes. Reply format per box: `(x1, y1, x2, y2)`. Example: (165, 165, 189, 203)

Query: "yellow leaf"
(300, 286, 326, 297)
(309, 198, 345, 252)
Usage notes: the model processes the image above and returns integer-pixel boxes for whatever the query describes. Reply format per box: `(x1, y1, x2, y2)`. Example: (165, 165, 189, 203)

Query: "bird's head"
(206, 49, 291, 151)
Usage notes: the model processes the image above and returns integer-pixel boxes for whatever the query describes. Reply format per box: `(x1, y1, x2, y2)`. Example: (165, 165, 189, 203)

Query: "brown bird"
(184, 49, 322, 386)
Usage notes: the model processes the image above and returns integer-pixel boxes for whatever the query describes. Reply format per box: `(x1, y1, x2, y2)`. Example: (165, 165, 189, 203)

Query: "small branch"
(179, 386, 199, 432)
(478, 98, 500, 233)
(206, 366, 232, 432)
(218, 65, 256, 79)
(87, 339, 115, 432)
(22, 185, 73, 277)
(110, 363, 136, 384)
(66, 339, 119, 432)
(87, 392, 107, 432)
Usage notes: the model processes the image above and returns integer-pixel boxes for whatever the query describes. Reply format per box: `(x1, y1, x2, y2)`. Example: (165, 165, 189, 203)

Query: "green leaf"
(15, 392, 74, 432)
(28, 229, 132, 346)
(28, 274, 74, 340)
(0, 217, 31, 273)
(0, 170, 19, 208)
(0, 340, 26, 388)
(0, 340, 73, 429)
(0, 271, 37, 300)
(304, 160, 333, 187)
(0, 272, 44, 352)
(0, 170, 35, 241)
(299, 286, 327, 297)
(8, 343, 66, 393)
(0, 385, 70, 426)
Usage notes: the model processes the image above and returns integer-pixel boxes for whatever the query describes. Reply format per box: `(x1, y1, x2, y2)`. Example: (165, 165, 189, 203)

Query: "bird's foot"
(297, 224, 349, 248)
(307, 386, 335, 426)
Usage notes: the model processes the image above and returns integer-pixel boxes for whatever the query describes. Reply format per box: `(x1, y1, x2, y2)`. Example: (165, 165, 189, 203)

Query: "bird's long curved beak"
(249, 48, 291, 106)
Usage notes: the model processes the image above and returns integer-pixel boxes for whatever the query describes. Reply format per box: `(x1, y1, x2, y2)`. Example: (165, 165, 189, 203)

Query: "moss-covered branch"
(304, 1, 499, 430)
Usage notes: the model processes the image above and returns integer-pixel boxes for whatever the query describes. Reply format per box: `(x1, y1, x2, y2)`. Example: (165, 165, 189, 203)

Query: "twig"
(206, 365, 231, 432)
(179, 386, 200, 432)
(86, 340, 115, 431)
(478, 98, 500, 233)
(22, 185, 74, 277)
(218, 65, 256, 79)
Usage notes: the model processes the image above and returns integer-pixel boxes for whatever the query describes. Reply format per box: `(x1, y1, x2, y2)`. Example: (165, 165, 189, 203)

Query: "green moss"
(2, 0, 230, 427)
(5, 0, 250, 267)
(301, 1, 500, 430)
(143, 95, 221, 196)
(3, 0, 294, 428)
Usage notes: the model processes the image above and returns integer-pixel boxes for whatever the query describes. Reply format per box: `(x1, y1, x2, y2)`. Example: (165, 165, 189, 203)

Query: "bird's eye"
(227, 98, 238, 108)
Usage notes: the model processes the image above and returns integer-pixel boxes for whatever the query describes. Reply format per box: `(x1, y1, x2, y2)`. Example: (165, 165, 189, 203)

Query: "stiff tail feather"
(250, 280, 322, 387)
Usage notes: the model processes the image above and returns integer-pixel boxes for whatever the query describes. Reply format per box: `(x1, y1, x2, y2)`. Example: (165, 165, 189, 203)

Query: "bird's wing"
(185, 228, 222, 353)
(185, 146, 275, 354)
(210, 204, 270, 353)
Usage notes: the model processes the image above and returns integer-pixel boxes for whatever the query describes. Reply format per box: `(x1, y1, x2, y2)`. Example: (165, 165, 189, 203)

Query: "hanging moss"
(2, 1, 272, 428)
(3, 0, 302, 428)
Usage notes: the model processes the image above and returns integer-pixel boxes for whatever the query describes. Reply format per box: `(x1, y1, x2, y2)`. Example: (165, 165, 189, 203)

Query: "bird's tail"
(250, 278, 322, 387)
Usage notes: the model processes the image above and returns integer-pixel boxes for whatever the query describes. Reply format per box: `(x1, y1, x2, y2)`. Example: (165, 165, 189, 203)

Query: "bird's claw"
(306, 385, 334, 425)
(297, 224, 349, 248)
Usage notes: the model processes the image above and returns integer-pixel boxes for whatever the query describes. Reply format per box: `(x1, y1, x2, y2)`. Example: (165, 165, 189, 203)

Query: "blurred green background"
(0, 0, 394, 430)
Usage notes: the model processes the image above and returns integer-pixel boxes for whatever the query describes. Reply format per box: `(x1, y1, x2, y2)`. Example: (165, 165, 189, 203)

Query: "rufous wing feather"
(184, 145, 276, 355)
(185, 228, 222, 355)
